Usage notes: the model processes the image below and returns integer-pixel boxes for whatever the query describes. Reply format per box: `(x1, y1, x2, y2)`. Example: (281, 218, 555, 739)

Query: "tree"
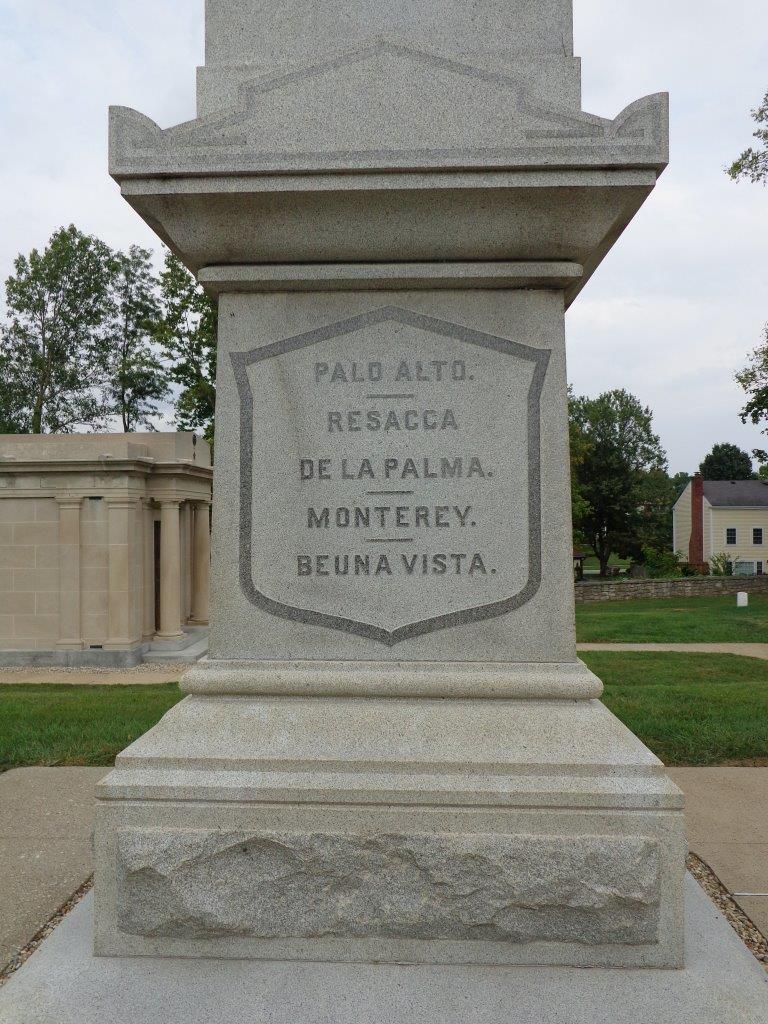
(670, 470, 691, 496)
(731, 94, 768, 449)
(567, 386, 592, 535)
(153, 251, 217, 442)
(699, 442, 754, 480)
(0, 226, 113, 433)
(98, 246, 168, 431)
(570, 389, 668, 577)
(737, 326, 768, 465)
(729, 91, 768, 184)
(633, 466, 679, 557)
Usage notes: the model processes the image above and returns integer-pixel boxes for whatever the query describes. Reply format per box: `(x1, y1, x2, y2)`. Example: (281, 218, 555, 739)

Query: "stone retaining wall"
(575, 575, 768, 603)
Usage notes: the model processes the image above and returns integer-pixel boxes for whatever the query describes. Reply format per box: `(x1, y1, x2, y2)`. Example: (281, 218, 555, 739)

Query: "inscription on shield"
(232, 307, 550, 645)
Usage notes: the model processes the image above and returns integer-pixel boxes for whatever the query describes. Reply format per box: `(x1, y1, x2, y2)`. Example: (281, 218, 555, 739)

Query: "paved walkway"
(578, 642, 768, 659)
(2, 645, 768, 686)
(669, 768, 768, 936)
(0, 768, 106, 971)
(0, 668, 181, 685)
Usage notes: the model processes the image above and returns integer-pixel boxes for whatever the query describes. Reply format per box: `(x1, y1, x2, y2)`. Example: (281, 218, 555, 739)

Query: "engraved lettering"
(327, 411, 459, 432)
(308, 508, 330, 529)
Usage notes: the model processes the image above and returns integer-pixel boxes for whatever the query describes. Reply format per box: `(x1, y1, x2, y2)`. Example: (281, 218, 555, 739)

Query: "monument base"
(2, 880, 766, 1024)
(93, 672, 686, 968)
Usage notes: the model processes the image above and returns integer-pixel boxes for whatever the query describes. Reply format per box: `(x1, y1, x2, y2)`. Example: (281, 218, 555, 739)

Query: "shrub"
(681, 562, 711, 577)
(710, 552, 734, 576)
(641, 546, 683, 579)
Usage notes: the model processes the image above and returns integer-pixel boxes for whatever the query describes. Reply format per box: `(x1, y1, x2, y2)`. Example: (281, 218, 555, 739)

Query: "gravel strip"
(688, 852, 768, 970)
(0, 877, 93, 987)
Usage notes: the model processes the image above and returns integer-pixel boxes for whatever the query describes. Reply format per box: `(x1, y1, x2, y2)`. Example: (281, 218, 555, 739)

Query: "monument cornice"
(197, 261, 584, 296)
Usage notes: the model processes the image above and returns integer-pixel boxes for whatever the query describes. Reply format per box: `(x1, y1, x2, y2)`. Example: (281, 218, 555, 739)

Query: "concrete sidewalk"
(578, 642, 768, 659)
(669, 768, 768, 936)
(0, 668, 181, 685)
(0, 768, 106, 971)
(3, 645, 768, 685)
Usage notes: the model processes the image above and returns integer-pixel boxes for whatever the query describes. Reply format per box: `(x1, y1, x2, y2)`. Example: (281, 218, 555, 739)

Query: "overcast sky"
(1, 0, 767, 472)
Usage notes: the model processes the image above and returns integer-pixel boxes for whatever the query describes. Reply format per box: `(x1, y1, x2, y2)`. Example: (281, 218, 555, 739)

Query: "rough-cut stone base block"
(93, 693, 686, 967)
(116, 829, 660, 945)
(3, 881, 767, 1024)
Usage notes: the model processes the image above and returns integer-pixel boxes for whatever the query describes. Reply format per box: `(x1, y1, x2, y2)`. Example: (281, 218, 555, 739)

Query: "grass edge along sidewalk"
(576, 593, 768, 643)
(1, 652, 768, 768)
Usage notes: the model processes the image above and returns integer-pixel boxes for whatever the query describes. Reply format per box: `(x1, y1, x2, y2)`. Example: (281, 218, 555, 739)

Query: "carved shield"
(231, 306, 550, 646)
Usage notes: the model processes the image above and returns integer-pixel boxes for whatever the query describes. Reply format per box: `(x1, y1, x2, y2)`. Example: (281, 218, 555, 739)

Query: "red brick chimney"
(689, 473, 704, 564)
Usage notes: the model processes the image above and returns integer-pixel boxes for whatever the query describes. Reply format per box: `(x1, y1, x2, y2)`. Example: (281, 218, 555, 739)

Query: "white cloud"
(1, 0, 767, 470)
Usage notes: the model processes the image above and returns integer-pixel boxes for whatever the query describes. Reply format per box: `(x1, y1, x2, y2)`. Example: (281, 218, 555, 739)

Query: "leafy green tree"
(729, 91, 768, 184)
(153, 252, 217, 442)
(737, 326, 768, 464)
(98, 246, 168, 431)
(0, 226, 113, 433)
(670, 470, 691, 496)
(731, 94, 768, 446)
(633, 467, 679, 557)
(567, 386, 592, 537)
(699, 442, 754, 480)
(570, 389, 668, 577)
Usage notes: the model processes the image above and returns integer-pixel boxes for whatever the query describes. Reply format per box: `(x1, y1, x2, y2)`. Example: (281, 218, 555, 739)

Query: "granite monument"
(93, 0, 685, 969)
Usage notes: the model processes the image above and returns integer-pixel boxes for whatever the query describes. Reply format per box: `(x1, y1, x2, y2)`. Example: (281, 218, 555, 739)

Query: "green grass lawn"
(0, 683, 182, 772)
(582, 651, 768, 766)
(576, 593, 768, 643)
(1, 655, 767, 769)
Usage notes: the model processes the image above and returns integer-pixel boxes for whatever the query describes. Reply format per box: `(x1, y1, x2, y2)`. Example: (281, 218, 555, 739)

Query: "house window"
(726, 528, 737, 546)
(734, 561, 755, 576)
(758, 562, 764, 576)
(754, 528, 764, 546)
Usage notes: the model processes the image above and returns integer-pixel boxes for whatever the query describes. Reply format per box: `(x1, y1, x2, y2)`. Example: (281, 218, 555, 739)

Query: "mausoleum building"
(0, 433, 212, 665)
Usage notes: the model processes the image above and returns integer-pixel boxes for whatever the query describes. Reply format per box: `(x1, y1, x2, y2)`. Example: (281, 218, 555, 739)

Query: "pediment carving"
(110, 42, 667, 177)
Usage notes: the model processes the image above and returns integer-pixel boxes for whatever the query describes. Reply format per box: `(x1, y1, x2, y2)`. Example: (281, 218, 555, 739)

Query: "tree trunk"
(31, 391, 44, 434)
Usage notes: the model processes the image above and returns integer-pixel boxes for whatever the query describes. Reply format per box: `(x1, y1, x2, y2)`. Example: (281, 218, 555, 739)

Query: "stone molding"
(182, 658, 603, 699)
(198, 261, 583, 295)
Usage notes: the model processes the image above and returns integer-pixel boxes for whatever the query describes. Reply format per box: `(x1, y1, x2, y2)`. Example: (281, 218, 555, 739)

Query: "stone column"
(105, 498, 137, 649)
(157, 500, 183, 640)
(56, 496, 83, 650)
(190, 502, 211, 625)
(141, 498, 156, 641)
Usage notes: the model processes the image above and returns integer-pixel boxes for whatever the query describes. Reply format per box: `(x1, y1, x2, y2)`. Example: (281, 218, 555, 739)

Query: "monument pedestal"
(94, 667, 684, 968)
(87, 260, 686, 966)
(91, 264, 686, 968)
